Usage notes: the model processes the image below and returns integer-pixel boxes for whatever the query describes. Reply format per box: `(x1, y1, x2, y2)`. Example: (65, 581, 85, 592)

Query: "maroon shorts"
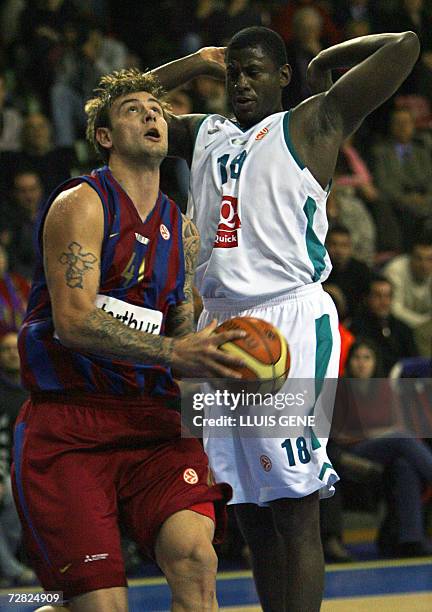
(11, 397, 231, 600)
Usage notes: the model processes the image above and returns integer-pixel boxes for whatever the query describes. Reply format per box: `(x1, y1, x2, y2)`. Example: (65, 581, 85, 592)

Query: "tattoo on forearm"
(167, 302, 195, 337)
(82, 308, 174, 365)
(59, 242, 97, 289)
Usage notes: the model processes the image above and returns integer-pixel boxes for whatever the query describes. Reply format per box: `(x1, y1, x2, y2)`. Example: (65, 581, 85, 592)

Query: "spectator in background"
(272, 0, 340, 49)
(171, 0, 264, 54)
(0, 0, 26, 50)
(325, 226, 372, 321)
(217, 1, 265, 45)
(0, 331, 35, 587)
(387, 0, 432, 102)
(333, 339, 432, 557)
(283, 6, 326, 108)
(5, 170, 44, 279)
(50, 21, 98, 147)
(88, 24, 129, 73)
(73, 0, 110, 29)
(0, 246, 29, 336)
(17, 0, 78, 113)
(323, 283, 356, 375)
(1, 112, 75, 196)
(327, 186, 376, 266)
(170, 0, 226, 54)
(372, 108, 432, 248)
(343, 18, 371, 40)
(335, 134, 402, 257)
(332, 0, 378, 32)
(189, 75, 227, 115)
(0, 71, 23, 152)
(51, 20, 129, 147)
(384, 236, 432, 329)
(350, 276, 418, 375)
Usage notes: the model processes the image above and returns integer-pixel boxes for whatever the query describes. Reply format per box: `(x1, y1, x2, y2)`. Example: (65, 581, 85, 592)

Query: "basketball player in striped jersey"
(11, 69, 249, 612)
(149, 28, 420, 611)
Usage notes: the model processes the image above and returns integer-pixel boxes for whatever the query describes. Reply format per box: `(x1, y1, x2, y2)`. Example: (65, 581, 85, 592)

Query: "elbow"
(399, 31, 421, 61)
(55, 324, 81, 350)
(53, 314, 87, 350)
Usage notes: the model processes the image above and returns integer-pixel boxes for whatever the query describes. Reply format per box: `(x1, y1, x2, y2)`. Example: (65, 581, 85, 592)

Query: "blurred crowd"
(0, 0, 431, 584)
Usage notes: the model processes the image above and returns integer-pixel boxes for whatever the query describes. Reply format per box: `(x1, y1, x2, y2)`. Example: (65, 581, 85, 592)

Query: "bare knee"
(156, 522, 218, 612)
(160, 539, 218, 586)
(162, 542, 217, 611)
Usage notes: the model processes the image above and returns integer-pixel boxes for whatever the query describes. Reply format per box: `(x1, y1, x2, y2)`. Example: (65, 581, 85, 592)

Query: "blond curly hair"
(85, 68, 167, 162)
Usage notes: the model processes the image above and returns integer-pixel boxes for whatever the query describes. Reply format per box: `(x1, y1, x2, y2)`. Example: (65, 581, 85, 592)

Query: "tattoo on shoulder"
(182, 215, 200, 240)
(181, 216, 200, 302)
(58, 241, 98, 289)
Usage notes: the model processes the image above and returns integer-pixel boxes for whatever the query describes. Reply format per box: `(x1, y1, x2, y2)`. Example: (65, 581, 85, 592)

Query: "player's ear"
(279, 64, 292, 89)
(95, 127, 113, 153)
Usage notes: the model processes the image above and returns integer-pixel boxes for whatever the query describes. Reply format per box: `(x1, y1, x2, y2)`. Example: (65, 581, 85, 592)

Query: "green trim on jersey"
(315, 314, 333, 399)
(303, 196, 327, 282)
(311, 429, 321, 451)
(318, 462, 333, 481)
(310, 313, 333, 451)
(283, 110, 305, 170)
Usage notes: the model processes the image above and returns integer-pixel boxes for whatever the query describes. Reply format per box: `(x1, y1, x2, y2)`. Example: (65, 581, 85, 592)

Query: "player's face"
(226, 45, 289, 128)
(103, 91, 168, 164)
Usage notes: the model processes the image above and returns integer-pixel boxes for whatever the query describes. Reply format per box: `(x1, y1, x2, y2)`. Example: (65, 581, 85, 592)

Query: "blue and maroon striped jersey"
(19, 166, 185, 400)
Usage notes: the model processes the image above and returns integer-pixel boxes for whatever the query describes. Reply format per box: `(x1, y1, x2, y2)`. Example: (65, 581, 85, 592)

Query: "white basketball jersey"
(187, 111, 332, 301)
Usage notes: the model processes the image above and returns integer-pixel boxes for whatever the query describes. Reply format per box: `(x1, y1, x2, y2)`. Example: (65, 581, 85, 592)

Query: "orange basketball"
(214, 317, 290, 393)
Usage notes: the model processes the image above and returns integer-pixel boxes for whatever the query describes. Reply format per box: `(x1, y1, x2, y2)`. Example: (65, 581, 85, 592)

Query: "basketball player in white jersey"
(150, 28, 420, 611)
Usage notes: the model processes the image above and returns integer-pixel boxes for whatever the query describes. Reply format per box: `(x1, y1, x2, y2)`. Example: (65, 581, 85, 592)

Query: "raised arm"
(44, 185, 245, 378)
(149, 47, 227, 163)
(149, 47, 226, 93)
(292, 32, 420, 187)
(311, 32, 420, 136)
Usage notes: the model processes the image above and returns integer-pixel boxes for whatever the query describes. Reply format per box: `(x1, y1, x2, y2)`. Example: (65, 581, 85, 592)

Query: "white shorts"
(198, 283, 340, 505)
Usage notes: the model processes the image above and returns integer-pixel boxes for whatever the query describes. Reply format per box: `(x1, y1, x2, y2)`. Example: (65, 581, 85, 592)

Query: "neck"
(108, 156, 161, 220)
(239, 106, 282, 129)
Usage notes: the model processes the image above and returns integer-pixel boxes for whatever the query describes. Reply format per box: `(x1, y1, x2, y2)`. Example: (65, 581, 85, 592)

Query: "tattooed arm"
(165, 215, 200, 337)
(43, 183, 245, 378)
(43, 182, 174, 365)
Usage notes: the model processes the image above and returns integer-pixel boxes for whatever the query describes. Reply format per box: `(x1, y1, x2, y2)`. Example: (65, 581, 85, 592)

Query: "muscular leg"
(155, 509, 218, 612)
(234, 504, 285, 612)
(271, 492, 324, 612)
